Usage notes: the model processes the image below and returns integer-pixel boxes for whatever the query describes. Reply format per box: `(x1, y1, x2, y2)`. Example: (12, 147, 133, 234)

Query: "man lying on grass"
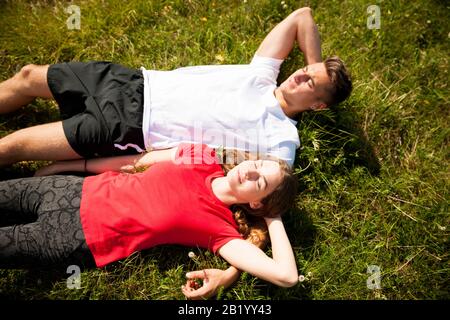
(0, 7, 351, 168)
(0, 143, 298, 299)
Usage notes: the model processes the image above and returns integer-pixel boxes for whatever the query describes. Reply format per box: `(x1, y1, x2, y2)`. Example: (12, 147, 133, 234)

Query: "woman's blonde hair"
(218, 149, 298, 248)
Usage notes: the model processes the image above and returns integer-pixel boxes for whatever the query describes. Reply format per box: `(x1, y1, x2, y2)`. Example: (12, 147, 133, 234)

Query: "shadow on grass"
(286, 206, 317, 253)
(0, 101, 60, 131)
(298, 106, 381, 177)
(334, 106, 381, 176)
(261, 206, 317, 300)
(0, 246, 189, 300)
(0, 266, 81, 300)
(0, 166, 36, 181)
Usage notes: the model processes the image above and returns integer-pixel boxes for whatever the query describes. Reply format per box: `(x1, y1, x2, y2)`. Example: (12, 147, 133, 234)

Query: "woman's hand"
(181, 268, 239, 300)
(119, 149, 176, 173)
(119, 153, 152, 173)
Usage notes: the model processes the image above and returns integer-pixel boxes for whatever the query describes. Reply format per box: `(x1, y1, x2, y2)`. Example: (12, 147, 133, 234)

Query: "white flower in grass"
(298, 275, 305, 282)
(215, 54, 225, 63)
(188, 251, 196, 259)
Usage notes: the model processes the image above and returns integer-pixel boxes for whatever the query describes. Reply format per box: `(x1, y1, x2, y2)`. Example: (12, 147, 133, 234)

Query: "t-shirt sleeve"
(174, 143, 217, 165)
(250, 54, 284, 81)
(267, 140, 298, 167)
(210, 224, 243, 254)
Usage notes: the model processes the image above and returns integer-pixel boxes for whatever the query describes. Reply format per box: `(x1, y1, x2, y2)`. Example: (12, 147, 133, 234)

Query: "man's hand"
(181, 268, 240, 300)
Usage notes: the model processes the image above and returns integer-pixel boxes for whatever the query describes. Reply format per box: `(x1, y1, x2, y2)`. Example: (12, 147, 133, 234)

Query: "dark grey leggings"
(0, 175, 95, 268)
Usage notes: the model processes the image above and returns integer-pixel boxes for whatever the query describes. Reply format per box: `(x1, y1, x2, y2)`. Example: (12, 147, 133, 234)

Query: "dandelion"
(215, 54, 224, 62)
(312, 140, 320, 151)
(298, 275, 305, 282)
(188, 251, 196, 259)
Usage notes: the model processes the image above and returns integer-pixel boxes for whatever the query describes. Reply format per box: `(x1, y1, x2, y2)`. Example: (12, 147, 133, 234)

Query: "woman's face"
(226, 160, 283, 206)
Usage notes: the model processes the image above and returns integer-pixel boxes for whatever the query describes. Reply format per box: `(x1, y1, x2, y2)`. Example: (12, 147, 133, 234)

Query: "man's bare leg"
(0, 121, 81, 166)
(0, 64, 77, 166)
(0, 64, 53, 114)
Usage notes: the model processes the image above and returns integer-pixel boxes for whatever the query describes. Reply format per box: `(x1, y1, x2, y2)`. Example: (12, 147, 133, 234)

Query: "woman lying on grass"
(0, 143, 298, 299)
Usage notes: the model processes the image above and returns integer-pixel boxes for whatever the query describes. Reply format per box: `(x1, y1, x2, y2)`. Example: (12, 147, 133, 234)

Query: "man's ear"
(249, 201, 263, 209)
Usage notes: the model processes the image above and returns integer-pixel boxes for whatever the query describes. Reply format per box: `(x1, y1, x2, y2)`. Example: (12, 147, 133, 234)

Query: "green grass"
(0, 0, 448, 300)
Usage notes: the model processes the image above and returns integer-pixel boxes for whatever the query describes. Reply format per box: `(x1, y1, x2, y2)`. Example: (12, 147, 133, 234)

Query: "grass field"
(0, 0, 448, 300)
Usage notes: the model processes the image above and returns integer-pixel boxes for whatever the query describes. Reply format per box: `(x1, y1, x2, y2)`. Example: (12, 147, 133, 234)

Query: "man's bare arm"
(255, 7, 322, 64)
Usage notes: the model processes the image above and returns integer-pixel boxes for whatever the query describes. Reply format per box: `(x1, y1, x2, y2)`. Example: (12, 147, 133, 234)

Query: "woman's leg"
(0, 175, 95, 268)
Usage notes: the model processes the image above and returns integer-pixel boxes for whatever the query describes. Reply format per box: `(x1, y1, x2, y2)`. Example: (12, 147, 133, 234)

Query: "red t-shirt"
(79, 143, 243, 267)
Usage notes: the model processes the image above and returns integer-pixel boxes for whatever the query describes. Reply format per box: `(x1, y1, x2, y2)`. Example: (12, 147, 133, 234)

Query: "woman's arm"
(34, 147, 178, 176)
(217, 216, 298, 287)
(181, 224, 272, 299)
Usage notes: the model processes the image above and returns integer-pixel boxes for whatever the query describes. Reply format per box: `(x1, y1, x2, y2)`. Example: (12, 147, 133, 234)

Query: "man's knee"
(15, 64, 49, 97)
(18, 64, 36, 76)
(16, 64, 48, 85)
(294, 7, 312, 18)
(297, 7, 312, 14)
(17, 64, 37, 82)
(0, 131, 26, 164)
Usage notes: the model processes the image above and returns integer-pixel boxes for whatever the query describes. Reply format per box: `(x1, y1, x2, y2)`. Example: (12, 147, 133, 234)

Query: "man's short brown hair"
(323, 56, 352, 107)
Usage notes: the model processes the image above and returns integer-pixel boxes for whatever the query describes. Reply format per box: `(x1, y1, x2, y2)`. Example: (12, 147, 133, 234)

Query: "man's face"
(279, 62, 331, 112)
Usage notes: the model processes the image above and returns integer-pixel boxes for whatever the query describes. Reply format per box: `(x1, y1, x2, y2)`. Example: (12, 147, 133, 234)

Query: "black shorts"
(47, 61, 146, 158)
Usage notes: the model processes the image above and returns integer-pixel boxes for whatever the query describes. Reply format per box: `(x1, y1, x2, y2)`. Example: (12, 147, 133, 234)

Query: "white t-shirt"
(140, 55, 300, 165)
